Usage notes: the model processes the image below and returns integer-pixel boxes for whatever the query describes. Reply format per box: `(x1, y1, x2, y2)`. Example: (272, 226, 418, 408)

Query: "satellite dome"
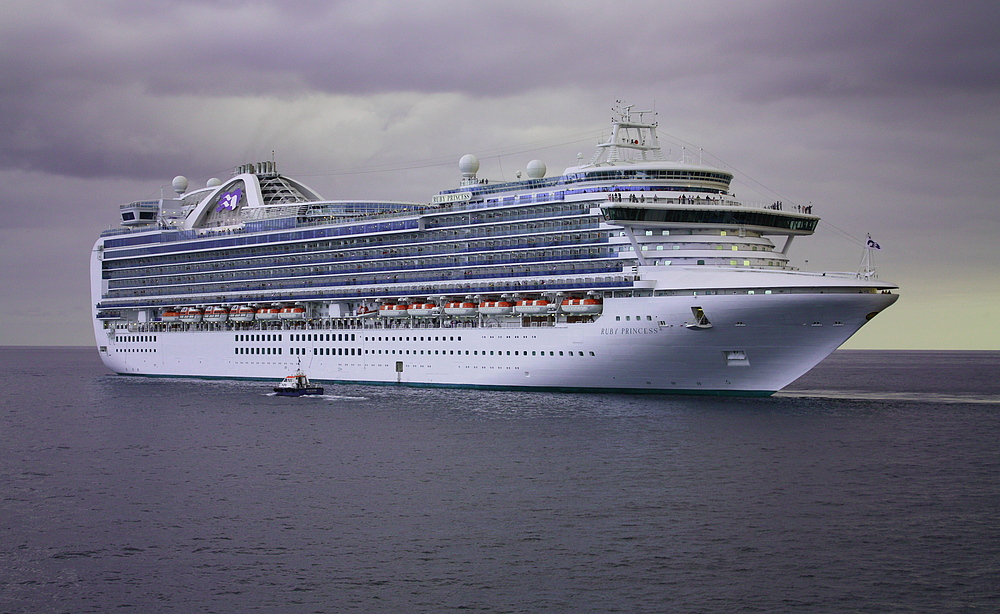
(459, 154, 480, 177)
(526, 159, 546, 179)
(172, 175, 189, 195)
(206, 177, 222, 188)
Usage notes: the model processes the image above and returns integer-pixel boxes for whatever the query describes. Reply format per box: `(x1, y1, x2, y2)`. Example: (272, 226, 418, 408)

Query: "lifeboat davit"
(561, 297, 603, 314)
(444, 301, 478, 317)
(203, 305, 229, 322)
(229, 305, 256, 322)
(161, 308, 181, 322)
(279, 305, 306, 320)
(514, 299, 552, 315)
(178, 306, 203, 323)
(379, 304, 410, 318)
(478, 300, 514, 316)
(256, 306, 281, 320)
(407, 303, 440, 317)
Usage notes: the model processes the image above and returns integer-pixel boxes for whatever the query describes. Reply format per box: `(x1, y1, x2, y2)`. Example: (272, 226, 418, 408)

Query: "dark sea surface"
(2, 347, 998, 613)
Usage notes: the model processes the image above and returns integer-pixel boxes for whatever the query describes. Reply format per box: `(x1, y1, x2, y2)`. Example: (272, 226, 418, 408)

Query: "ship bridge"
(601, 201, 818, 235)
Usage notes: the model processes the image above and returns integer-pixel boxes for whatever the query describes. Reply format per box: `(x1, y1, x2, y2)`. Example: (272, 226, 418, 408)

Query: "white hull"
(94, 291, 896, 395)
(90, 104, 898, 395)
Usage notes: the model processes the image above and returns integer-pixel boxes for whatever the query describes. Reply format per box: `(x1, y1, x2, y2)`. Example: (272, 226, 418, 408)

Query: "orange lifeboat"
(561, 297, 603, 314)
(161, 308, 181, 322)
(407, 303, 440, 317)
(203, 305, 229, 322)
(444, 301, 478, 317)
(356, 305, 377, 317)
(478, 300, 514, 316)
(256, 306, 280, 321)
(514, 299, 552, 315)
(179, 306, 203, 323)
(279, 305, 306, 320)
(229, 304, 256, 322)
(379, 303, 410, 318)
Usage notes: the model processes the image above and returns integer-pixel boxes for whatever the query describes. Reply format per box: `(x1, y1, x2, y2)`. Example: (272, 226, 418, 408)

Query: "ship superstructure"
(91, 104, 897, 394)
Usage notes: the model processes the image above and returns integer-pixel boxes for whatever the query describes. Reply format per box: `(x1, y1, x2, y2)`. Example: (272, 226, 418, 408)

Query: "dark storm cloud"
(7, 0, 998, 97)
(721, 0, 1000, 100)
(1, 0, 997, 181)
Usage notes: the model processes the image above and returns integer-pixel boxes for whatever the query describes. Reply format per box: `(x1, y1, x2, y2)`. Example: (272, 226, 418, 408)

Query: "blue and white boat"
(273, 370, 324, 397)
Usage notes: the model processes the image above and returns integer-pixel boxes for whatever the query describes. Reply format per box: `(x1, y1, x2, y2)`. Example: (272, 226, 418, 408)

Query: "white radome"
(459, 154, 480, 177)
(171, 175, 189, 195)
(526, 159, 546, 179)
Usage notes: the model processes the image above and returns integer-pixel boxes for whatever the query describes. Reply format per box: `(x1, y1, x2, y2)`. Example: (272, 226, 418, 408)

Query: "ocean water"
(2, 347, 998, 613)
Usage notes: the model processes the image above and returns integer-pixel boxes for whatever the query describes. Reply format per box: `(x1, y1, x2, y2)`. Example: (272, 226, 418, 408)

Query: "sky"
(1, 0, 998, 349)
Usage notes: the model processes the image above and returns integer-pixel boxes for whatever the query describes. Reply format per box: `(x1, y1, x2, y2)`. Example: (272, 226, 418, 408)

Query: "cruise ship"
(91, 104, 898, 395)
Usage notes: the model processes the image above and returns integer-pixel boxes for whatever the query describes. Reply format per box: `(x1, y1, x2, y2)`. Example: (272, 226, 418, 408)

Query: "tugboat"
(273, 370, 324, 396)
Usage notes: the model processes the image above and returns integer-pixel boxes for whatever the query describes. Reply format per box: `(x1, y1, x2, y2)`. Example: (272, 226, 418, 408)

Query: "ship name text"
(600, 327, 661, 336)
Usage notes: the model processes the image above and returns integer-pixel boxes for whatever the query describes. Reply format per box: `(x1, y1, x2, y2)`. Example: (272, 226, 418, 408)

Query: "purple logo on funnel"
(215, 188, 242, 212)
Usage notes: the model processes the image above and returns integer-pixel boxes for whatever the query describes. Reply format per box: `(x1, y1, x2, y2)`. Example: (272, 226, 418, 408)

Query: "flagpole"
(858, 234, 880, 280)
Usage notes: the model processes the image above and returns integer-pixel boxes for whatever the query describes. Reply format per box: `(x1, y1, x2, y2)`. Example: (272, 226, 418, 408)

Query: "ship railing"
(103, 200, 593, 249)
(105, 249, 616, 287)
(103, 215, 601, 264)
(421, 203, 588, 229)
(102, 263, 628, 300)
(101, 222, 605, 276)
(98, 275, 634, 311)
(123, 313, 579, 335)
(599, 193, 816, 214)
(106, 256, 622, 291)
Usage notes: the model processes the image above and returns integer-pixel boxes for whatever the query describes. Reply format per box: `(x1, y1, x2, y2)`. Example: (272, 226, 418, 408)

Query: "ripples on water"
(2, 348, 998, 613)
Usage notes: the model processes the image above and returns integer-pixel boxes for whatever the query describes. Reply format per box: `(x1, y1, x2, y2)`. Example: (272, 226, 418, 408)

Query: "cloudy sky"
(1, 0, 997, 349)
